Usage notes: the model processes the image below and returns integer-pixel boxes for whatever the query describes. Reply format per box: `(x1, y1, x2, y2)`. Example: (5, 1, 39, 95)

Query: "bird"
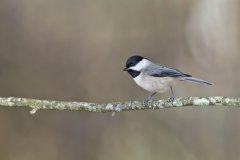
(123, 55, 212, 104)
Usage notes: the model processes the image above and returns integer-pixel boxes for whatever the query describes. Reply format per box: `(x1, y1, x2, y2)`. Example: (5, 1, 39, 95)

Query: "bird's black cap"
(124, 55, 144, 71)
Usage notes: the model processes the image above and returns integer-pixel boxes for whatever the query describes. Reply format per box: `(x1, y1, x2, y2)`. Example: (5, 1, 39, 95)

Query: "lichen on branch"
(0, 96, 239, 114)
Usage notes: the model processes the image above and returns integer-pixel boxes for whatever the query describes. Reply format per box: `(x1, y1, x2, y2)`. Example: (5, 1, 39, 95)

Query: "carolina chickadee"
(123, 55, 212, 103)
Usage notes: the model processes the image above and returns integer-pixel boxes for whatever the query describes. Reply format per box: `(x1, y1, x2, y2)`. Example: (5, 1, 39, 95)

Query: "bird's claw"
(143, 96, 153, 105)
(168, 96, 175, 103)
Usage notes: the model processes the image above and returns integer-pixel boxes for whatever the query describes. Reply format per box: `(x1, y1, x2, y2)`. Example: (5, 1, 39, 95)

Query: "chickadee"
(123, 55, 212, 103)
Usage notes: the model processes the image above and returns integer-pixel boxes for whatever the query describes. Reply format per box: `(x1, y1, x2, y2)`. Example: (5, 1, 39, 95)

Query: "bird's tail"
(181, 77, 212, 86)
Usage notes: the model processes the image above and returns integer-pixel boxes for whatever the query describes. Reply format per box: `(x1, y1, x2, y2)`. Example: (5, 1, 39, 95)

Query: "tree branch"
(0, 96, 239, 114)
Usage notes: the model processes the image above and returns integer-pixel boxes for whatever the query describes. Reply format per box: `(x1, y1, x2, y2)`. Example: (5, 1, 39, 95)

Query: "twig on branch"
(0, 96, 239, 114)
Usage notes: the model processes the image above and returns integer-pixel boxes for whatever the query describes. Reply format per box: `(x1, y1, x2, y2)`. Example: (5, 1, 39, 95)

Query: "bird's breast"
(133, 73, 178, 93)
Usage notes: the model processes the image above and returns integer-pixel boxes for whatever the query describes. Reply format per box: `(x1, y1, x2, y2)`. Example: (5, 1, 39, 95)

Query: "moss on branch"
(0, 96, 239, 114)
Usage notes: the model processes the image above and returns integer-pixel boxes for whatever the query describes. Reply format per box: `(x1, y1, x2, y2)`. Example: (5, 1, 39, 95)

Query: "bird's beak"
(123, 68, 128, 71)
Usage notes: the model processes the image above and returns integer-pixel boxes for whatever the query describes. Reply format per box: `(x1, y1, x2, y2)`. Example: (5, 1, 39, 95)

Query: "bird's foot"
(143, 96, 153, 105)
(168, 96, 175, 103)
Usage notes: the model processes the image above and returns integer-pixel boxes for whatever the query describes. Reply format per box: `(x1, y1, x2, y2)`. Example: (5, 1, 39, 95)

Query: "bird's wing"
(144, 63, 190, 78)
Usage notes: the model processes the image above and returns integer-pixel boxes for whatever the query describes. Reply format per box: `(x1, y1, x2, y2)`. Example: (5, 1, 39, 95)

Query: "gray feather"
(143, 62, 212, 86)
(144, 63, 189, 77)
(182, 77, 212, 86)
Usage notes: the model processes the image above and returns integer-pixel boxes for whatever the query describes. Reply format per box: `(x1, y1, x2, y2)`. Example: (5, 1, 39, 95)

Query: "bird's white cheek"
(129, 59, 150, 71)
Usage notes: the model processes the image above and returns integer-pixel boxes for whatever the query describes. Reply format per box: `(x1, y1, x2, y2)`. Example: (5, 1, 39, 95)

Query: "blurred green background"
(0, 0, 240, 160)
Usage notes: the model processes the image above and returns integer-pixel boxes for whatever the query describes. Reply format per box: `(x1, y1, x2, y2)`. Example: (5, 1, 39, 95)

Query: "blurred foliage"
(0, 0, 240, 159)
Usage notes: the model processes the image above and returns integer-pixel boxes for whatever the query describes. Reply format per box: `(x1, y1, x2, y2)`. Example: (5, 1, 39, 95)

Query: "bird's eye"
(126, 62, 135, 68)
(126, 63, 131, 68)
